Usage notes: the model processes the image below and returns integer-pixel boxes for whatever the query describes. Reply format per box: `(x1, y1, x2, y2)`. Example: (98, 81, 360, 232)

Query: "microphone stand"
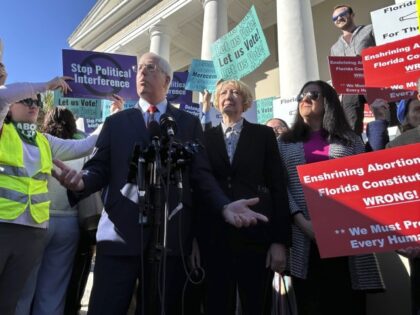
(159, 135, 175, 315)
(144, 135, 164, 315)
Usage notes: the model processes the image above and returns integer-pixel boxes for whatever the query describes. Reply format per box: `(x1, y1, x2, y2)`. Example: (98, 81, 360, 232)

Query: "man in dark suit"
(196, 80, 291, 315)
(53, 53, 266, 315)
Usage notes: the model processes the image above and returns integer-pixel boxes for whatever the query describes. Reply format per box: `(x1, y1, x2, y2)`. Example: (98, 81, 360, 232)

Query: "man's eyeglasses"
(138, 63, 159, 73)
(297, 91, 321, 103)
(332, 9, 350, 22)
(19, 98, 42, 107)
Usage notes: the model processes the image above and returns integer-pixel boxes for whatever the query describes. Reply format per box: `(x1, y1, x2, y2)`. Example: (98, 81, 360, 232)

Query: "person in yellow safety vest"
(0, 75, 101, 315)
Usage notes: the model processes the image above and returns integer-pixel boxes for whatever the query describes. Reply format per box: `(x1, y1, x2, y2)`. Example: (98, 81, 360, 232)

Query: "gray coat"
(278, 135, 385, 291)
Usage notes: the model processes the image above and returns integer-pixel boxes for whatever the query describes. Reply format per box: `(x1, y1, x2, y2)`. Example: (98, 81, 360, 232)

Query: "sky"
(0, 0, 96, 83)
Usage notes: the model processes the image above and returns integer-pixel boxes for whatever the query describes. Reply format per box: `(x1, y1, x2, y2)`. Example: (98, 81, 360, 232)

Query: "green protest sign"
(211, 6, 270, 80)
(53, 90, 102, 119)
(256, 97, 274, 124)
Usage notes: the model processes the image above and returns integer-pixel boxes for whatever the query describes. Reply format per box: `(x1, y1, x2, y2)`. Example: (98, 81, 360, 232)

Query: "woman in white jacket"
(0, 77, 100, 315)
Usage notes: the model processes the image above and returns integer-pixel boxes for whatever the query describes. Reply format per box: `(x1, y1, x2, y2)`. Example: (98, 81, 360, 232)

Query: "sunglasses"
(297, 91, 321, 103)
(19, 98, 42, 107)
(332, 9, 350, 22)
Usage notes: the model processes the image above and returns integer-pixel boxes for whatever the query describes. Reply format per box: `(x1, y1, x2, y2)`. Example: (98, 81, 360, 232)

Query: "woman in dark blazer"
(278, 80, 385, 315)
(196, 79, 291, 315)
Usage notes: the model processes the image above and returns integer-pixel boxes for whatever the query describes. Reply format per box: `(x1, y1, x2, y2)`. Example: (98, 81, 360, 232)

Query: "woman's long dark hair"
(41, 106, 77, 139)
(281, 80, 355, 145)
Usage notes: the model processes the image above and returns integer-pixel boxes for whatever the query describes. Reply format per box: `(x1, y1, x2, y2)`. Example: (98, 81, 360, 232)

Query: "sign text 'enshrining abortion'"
(362, 34, 420, 91)
(328, 56, 366, 94)
(297, 143, 420, 258)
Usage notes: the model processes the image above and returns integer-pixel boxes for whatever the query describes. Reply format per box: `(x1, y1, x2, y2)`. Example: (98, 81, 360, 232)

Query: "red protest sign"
(297, 143, 420, 258)
(362, 34, 420, 91)
(365, 87, 418, 104)
(328, 56, 366, 94)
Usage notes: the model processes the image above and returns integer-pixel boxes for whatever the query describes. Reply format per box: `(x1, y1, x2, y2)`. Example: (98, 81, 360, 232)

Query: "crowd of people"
(0, 3, 419, 315)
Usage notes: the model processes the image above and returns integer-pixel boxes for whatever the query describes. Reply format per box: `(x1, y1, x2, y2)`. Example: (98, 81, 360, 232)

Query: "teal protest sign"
(185, 59, 219, 92)
(256, 97, 274, 124)
(53, 91, 102, 119)
(211, 6, 270, 80)
(101, 99, 136, 119)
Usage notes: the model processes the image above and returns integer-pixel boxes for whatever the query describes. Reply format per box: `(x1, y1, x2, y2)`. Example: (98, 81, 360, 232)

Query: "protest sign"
(297, 143, 420, 258)
(166, 72, 192, 104)
(365, 87, 418, 103)
(185, 60, 219, 92)
(328, 56, 366, 94)
(53, 91, 102, 119)
(63, 49, 137, 100)
(180, 103, 201, 117)
(371, 0, 418, 46)
(362, 34, 420, 91)
(256, 97, 274, 124)
(101, 99, 137, 120)
(211, 6, 270, 80)
(272, 96, 297, 128)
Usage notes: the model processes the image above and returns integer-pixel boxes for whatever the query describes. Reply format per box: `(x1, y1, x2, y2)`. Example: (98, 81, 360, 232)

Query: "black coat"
(198, 119, 291, 251)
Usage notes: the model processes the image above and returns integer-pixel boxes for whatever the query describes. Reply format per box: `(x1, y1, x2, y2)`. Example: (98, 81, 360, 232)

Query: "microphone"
(148, 120, 161, 141)
(160, 114, 177, 138)
(127, 143, 141, 184)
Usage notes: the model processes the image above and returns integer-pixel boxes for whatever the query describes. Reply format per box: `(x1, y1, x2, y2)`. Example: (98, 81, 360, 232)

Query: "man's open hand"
(222, 197, 268, 228)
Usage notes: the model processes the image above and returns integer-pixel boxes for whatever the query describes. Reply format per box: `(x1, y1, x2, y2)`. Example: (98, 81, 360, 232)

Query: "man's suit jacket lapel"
(131, 102, 149, 142)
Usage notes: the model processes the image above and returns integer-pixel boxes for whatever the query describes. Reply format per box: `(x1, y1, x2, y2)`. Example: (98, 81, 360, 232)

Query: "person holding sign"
(196, 79, 291, 315)
(0, 76, 101, 315)
(330, 4, 376, 135)
(278, 80, 384, 315)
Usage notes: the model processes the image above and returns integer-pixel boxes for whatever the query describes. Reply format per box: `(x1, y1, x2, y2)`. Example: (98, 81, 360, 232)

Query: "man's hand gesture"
(52, 159, 85, 191)
(222, 197, 268, 228)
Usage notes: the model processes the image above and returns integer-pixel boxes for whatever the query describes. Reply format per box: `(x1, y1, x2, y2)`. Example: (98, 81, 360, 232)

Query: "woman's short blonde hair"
(213, 80, 253, 112)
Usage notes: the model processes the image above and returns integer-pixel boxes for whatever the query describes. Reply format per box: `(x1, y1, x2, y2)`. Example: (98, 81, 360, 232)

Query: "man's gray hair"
(149, 52, 173, 90)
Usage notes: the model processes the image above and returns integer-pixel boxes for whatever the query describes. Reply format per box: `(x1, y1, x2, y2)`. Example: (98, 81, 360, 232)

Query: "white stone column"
(201, 0, 228, 60)
(149, 24, 171, 62)
(276, 0, 319, 97)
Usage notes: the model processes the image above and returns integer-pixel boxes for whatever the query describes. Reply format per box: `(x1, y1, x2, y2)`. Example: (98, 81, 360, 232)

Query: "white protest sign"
(371, 0, 419, 45)
(272, 96, 298, 128)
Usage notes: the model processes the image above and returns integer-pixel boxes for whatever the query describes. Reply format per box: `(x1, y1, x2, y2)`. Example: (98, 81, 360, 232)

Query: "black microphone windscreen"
(160, 113, 177, 136)
(148, 120, 161, 139)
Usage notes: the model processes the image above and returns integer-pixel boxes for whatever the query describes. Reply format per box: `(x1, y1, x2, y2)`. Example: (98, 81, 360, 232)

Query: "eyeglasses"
(19, 98, 42, 107)
(138, 63, 159, 73)
(297, 91, 321, 103)
(332, 9, 350, 22)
